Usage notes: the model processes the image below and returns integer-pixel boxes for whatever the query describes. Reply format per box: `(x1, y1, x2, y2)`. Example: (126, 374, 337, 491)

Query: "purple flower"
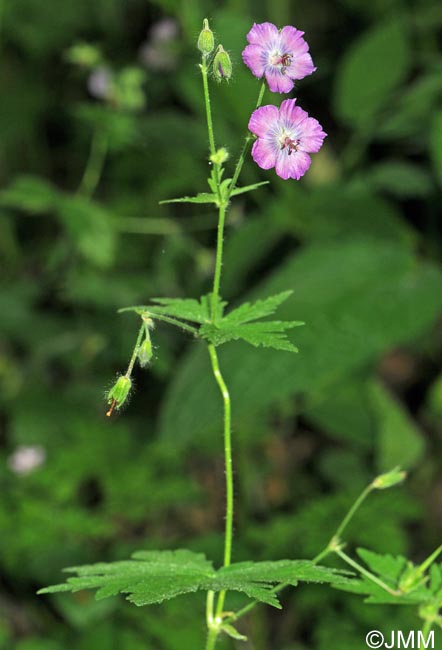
(248, 99, 326, 180)
(242, 22, 316, 93)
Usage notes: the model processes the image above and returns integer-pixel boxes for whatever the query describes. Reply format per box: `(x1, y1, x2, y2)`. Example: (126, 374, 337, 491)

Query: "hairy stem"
(126, 323, 145, 376)
(78, 127, 107, 198)
(208, 344, 233, 620)
(211, 202, 226, 321)
(201, 57, 217, 158)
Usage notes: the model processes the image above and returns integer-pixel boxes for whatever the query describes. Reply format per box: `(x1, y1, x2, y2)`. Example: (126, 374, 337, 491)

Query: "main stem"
(211, 203, 226, 321)
(201, 67, 266, 647)
(208, 346, 233, 591)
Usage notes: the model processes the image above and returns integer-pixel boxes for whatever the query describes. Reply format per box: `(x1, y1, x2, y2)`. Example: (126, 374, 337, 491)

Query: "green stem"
(419, 620, 433, 650)
(205, 627, 218, 650)
(211, 202, 226, 321)
(417, 543, 442, 575)
(78, 127, 107, 198)
(144, 312, 199, 335)
(200, 57, 217, 158)
(227, 81, 266, 201)
(334, 484, 373, 541)
(117, 309, 199, 336)
(126, 323, 145, 376)
(208, 344, 233, 619)
(336, 549, 400, 596)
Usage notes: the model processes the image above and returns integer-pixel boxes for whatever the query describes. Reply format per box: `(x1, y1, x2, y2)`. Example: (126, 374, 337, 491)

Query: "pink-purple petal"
(275, 150, 311, 180)
(246, 22, 279, 45)
(286, 52, 316, 81)
(279, 99, 308, 127)
(248, 105, 280, 137)
(279, 26, 308, 54)
(264, 67, 294, 93)
(242, 43, 267, 79)
(299, 117, 327, 153)
(251, 139, 278, 170)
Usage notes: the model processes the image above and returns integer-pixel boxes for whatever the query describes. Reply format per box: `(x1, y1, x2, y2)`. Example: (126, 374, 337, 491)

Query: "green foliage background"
(1, 0, 442, 648)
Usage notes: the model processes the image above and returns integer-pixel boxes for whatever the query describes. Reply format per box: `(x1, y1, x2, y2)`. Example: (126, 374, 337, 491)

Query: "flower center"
(269, 51, 292, 71)
(279, 134, 300, 155)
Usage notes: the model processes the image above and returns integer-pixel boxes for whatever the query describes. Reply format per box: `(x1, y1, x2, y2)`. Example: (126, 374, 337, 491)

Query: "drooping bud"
(213, 45, 232, 81)
(138, 336, 153, 367)
(210, 147, 229, 165)
(106, 375, 132, 416)
(197, 19, 215, 56)
(372, 467, 406, 490)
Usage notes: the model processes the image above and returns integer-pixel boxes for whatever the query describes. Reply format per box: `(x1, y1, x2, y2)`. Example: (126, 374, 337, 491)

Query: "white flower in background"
(139, 18, 179, 71)
(8, 445, 46, 476)
(87, 65, 113, 100)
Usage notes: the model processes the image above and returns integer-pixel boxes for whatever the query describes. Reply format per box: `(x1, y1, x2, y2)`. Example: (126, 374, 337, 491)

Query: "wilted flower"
(8, 445, 46, 476)
(248, 99, 326, 180)
(242, 22, 316, 93)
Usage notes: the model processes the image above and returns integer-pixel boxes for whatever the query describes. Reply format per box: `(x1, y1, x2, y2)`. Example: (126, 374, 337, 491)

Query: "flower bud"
(197, 19, 215, 56)
(106, 375, 132, 416)
(138, 336, 153, 367)
(210, 147, 229, 165)
(372, 467, 406, 490)
(213, 45, 232, 81)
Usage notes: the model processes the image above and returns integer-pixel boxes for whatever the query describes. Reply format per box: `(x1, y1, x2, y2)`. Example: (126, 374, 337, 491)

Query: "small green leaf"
(159, 193, 219, 205)
(229, 181, 269, 198)
(357, 549, 407, 583)
(221, 624, 247, 642)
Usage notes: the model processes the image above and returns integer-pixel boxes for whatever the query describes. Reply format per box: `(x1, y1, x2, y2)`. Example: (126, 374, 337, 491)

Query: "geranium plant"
(39, 20, 442, 649)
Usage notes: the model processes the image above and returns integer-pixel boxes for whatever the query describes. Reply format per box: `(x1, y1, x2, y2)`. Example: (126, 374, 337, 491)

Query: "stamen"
(280, 135, 301, 155)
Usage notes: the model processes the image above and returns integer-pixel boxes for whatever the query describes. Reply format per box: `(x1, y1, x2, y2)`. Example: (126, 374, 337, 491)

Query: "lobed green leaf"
(39, 551, 353, 610)
(200, 320, 303, 352)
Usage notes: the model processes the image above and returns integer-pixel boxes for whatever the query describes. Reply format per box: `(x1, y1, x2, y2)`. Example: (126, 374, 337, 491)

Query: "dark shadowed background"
(1, 0, 442, 648)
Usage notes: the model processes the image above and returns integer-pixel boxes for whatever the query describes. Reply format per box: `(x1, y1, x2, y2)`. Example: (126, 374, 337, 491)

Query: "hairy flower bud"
(213, 45, 232, 81)
(138, 336, 153, 367)
(106, 375, 132, 416)
(372, 467, 406, 490)
(210, 147, 229, 165)
(197, 19, 215, 56)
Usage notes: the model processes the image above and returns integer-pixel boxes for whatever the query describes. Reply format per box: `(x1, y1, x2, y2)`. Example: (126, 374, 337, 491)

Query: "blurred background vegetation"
(1, 0, 442, 648)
